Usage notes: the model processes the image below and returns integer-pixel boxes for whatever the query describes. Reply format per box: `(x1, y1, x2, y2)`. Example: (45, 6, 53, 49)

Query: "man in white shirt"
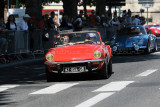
(132, 15, 141, 25)
(19, 14, 30, 30)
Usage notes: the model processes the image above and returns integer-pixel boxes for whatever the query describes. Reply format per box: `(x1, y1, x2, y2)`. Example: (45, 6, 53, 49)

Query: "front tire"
(108, 58, 112, 74)
(153, 41, 158, 52)
(100, 58, 109, 79)
(144, 42, 151, 54)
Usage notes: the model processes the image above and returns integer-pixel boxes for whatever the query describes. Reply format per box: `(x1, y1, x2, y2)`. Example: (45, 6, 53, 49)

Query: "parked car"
(44, 31, 112, 82)
(110, 25, 158, 54)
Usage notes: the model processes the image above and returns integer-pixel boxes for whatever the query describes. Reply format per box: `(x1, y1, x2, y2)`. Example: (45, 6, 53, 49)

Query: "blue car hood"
(115, 35, 144, 47)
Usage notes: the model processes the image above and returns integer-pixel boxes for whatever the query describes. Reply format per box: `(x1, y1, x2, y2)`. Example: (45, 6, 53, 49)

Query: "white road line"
(136, 69, 158, 77)
(152, 52, 160, 54)
(93, 81, 134, 92)
(75, 93, 114, 107)
(30, 83, 79, 94)
(0, 85, 19, 92)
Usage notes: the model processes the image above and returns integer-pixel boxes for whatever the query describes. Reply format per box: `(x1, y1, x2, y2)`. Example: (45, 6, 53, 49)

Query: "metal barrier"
(0, 27, 113, 64)
(31, 29, 58, 54)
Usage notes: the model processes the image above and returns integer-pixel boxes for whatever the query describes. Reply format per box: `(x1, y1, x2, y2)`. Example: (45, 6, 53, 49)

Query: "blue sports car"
(110, 25, 158, 54)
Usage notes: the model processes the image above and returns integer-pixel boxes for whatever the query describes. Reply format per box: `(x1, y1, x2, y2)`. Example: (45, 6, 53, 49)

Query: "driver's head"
(61, 35, 69, 44)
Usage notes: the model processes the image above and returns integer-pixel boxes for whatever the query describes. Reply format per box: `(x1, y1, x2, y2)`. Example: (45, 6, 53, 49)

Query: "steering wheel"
(84, 40, 95, 44)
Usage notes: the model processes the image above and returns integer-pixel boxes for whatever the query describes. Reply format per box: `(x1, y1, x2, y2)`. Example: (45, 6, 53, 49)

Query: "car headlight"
(155, 30, 158, 33)
(46, 53, 54, 62)
(94, 51, 101, 59)
(132, 42, 137, 46)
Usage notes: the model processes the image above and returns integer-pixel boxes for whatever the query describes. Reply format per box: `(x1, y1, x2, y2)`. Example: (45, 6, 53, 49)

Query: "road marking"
(30, 83, 79, 94)
(152, 52, 160, 54)
(75, 92, 114, 107)
(136, 69, 158, 77)
(93, 81, 134, 92)
(0, 85, 19, 92)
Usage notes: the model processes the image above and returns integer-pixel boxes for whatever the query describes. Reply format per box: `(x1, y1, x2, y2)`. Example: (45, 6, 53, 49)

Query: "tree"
(62, 0, 79, 19)
(96, 0, 106, 16)
(25, 0, 42, 24)
(0, 0, 5, 19)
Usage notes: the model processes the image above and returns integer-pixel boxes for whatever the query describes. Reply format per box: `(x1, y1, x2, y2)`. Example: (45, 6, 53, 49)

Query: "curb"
(0, 58, 44, 69)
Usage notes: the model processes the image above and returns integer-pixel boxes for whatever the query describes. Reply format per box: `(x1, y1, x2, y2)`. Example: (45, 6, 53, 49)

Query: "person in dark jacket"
(6, 15, 17, 30)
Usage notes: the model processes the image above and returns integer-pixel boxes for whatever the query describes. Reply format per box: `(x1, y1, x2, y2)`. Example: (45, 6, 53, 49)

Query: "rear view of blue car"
(110, 25, 158, 54)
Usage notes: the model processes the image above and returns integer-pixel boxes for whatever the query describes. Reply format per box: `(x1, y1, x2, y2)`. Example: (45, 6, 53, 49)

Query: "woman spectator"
(6, 15, 17, 30)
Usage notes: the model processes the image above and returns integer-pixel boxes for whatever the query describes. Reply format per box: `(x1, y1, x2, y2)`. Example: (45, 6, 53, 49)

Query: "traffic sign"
(138, 0, 153, 4)
(145, 4, 150, 8)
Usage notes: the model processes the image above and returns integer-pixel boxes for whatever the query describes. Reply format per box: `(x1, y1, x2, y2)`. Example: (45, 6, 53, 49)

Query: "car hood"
(50, 45, 102, 62)
(115, 35, 145, 47)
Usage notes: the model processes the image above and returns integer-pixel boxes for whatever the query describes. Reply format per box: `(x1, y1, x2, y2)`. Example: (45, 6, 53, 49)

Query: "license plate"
(63, 66, 86, 72)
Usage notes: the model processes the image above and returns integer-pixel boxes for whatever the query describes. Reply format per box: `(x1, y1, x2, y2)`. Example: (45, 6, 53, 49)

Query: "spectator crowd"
(0, 9, 146, 57)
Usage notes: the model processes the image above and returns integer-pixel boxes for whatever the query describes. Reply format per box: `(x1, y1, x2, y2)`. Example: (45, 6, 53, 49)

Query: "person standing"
(6, 15, 17, 30)
(19, 14, 30, 31)
(48, 11, 60, 30)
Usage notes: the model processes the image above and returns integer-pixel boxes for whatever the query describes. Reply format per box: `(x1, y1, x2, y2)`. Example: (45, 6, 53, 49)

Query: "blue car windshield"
(118, 27, 147, 36)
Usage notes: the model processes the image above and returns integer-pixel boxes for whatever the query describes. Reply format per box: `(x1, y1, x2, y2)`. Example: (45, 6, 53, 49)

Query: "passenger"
(6, 15, 17, 30)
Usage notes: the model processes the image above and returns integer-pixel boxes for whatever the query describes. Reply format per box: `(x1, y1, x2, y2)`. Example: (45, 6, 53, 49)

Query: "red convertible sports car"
(44, 31, 112, 82)
(145, 24, 160, 37)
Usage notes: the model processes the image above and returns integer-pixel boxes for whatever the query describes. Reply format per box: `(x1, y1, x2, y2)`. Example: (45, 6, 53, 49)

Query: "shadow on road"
(112, 48, 160, 64)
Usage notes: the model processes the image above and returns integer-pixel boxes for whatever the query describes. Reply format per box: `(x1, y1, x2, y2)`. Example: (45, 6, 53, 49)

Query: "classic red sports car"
(145, 24, 160, 37)
(44, 31, 112, 82)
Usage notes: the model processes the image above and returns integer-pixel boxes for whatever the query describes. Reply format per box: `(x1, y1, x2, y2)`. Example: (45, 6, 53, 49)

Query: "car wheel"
(144, 42, 151, 54)
(100, 58, 109, 79)
(108, 58, 112, 74)
(153, 41, 158, 52)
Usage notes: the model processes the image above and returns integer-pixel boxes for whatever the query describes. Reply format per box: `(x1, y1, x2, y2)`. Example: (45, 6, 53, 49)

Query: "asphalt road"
(1, 39, 160, 107)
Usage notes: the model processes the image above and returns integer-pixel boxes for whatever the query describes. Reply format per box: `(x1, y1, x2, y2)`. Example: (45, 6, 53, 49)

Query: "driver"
(60, 35, 70, 44)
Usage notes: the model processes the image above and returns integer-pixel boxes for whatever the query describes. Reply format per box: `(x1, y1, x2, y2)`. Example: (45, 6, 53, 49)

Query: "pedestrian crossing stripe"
(0, 85, 19, 92)
(30, 83, 79, 94)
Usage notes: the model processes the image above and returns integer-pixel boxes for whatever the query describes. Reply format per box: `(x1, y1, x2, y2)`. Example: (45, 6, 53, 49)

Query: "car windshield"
(117, 26, 147, 36)
(149, 25, 160, 28)
(54, 32, 101, 47)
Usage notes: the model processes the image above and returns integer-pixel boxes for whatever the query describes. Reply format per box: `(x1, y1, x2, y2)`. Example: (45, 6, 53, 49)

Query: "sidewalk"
(0, 54, 44, 69)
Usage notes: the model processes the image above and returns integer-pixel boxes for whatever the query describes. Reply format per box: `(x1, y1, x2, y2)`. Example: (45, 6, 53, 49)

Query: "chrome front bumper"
(44, 59, 106, 65)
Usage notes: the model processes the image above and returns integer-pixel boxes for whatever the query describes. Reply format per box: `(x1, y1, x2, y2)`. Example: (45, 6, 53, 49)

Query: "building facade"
(122, 0, 160, 24)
